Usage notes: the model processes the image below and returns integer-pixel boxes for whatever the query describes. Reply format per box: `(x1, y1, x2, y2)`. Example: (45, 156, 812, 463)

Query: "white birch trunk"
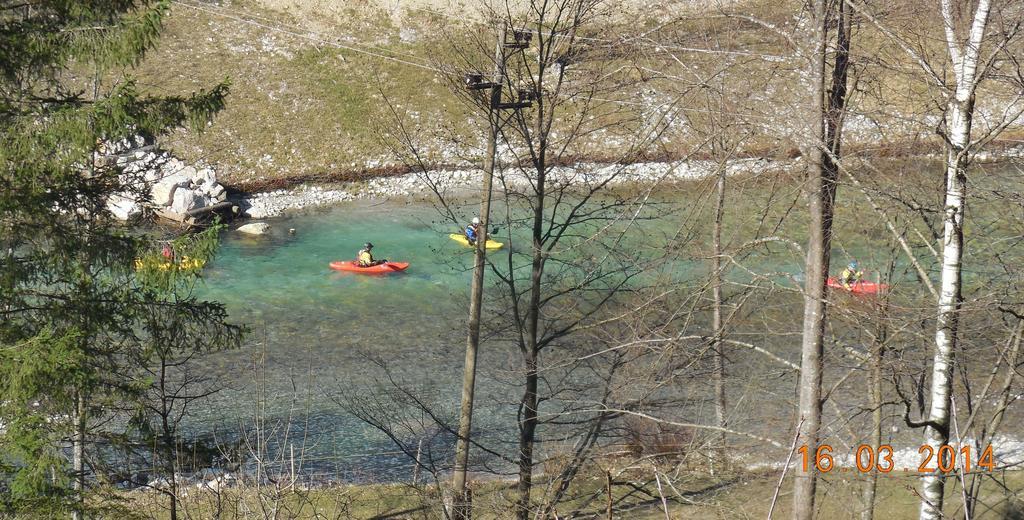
(920, 2, 991, 518)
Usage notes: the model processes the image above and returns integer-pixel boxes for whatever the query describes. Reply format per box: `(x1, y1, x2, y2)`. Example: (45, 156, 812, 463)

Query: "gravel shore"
(234, 157, 786, 218)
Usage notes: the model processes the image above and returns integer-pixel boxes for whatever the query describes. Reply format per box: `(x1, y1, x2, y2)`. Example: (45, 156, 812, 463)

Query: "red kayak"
(827, 277, 888, 295)
(329, 261, 409, 274)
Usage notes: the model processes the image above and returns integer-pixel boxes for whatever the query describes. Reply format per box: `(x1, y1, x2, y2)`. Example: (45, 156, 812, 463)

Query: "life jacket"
(466, 224, 477, 240)
(841, 268, 863, 283)
(357, 249, 374, 266)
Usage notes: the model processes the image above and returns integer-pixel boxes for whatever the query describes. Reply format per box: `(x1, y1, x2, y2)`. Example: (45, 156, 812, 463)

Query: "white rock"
(151, 174, 189, 206)
(194, 167, 216, 185)
(162, 157, 184, 175)
(179, 165, 198, 180)
(170, 189, 198, 214)
(237, 222, 271, 235)
(162, 171, 192, 186)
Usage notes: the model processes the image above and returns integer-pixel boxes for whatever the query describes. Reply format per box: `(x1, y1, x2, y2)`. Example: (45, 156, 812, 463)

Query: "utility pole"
(451, 23, 532, 520)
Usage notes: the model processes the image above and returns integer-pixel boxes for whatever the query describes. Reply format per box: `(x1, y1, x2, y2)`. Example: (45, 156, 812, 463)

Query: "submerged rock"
(237, 222, 271, 235)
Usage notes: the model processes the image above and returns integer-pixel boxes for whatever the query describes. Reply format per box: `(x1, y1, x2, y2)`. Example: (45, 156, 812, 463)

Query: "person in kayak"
(840, 260, 864, 289)
(356, 242, 387, 267)
(465, 217, 481, 245)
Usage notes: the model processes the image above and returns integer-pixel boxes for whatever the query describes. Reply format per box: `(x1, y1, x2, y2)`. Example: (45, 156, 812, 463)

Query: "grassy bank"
(120, 466, 1024, 518)
(131, 0, 1024, 192)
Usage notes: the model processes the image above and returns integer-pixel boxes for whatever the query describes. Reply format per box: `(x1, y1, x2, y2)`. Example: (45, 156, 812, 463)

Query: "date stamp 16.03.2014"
(796, 444, 997, 474)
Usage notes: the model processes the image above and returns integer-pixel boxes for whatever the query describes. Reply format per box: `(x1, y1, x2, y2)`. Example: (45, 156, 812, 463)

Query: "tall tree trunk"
(861, 341, 882, 520)
(862, 271, 890, 520)
(920, 99, 970, 520)
(712, 162, 727, 460)
(920, 3, 990, 517)
(516, 148, 546, 520)
(72, 391, 85, 520)
(159, 359, 178, 520)
(920, 91, 972, 520)
(516, 351, 539, 520)
(792, 0, 833, 517)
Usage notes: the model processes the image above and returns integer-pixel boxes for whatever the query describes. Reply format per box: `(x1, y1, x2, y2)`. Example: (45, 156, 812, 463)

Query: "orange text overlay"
(797, 444, 996, 474)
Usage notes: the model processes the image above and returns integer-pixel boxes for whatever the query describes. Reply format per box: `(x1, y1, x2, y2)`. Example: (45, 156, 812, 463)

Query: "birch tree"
(844, 0, 1023, 515)
(920, 2, 995, 517)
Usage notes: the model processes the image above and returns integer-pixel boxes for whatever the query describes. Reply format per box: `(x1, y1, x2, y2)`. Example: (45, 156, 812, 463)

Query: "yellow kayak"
(449, 233, 503, 250)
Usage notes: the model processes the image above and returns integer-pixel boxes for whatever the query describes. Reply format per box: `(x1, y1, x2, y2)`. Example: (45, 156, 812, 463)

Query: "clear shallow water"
(183, 192, 948, 483)
(191, 200, 511, 482)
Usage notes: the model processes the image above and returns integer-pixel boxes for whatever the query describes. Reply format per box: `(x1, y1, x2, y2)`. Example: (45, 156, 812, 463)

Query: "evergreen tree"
(127, 228, 243, 520)
(0, 1, 235, 516)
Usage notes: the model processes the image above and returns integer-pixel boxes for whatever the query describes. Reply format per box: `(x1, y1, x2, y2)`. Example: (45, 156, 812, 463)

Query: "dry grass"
(132, 0, 1023, 190)
(118, 466, 1024, 519)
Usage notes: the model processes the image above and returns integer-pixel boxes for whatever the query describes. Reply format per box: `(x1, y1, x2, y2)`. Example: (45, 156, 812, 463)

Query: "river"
(192, 199, 529, 482)
(184, 164, 1024, 483)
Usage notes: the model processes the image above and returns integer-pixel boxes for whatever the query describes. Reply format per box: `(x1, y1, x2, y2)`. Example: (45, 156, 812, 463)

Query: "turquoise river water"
(193, 200, 529, 482)
(185, 187, 960, 483)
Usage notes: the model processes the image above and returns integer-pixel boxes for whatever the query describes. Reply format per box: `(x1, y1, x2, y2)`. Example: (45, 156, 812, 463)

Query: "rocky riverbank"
(103, 136, 233, 222)
(112, 137, 787, 221)
(109, 137, 1024, 222)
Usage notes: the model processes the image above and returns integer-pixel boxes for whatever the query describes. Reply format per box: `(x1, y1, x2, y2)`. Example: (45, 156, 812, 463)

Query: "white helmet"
(472, 217, 480, 225)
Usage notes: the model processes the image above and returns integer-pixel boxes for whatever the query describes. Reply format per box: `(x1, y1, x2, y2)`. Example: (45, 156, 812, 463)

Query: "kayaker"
(465, 217, 481, 246)
(840, 260, 864, 289)
(356, 242, 387, 267)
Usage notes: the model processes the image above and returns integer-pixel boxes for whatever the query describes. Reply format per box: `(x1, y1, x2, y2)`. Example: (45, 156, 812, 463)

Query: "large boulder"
(237, 222, 271, 235)
(151, 173, 190, 207)
(170, 189, 199, 214)
(151, 181, 178, 207)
